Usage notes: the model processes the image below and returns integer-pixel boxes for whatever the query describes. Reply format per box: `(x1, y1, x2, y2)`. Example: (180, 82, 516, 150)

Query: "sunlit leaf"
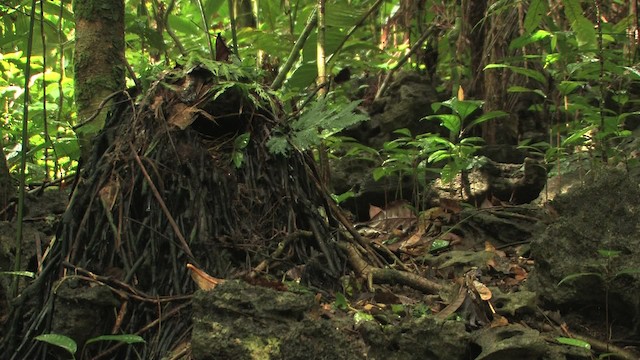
(596, 249, 620, 258)
(466, 111, 508, 130)
(353, 311, 375, 324)
(556, 337, 591, 349)
(523, 0, 547, 34)
(35, 334, 77, 356)
(0, 271, 35, 278)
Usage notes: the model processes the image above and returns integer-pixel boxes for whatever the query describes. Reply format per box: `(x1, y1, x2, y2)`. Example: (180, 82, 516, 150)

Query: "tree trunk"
(73, 0, 125, 162)
(481, 0, 519, 145)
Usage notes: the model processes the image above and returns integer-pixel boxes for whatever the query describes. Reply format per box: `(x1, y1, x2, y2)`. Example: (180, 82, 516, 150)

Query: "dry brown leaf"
(368, 201, 416, 233)
(439, 231, 463, 244)
(480, 198, 494, 209)
(168, 103, 198, 129)
(457, 85, 465, 101)
(369, 204, 383, 219)
(150, 96, 164, 115)
(186, 263, 224, 291)
(363, 303, 376, 312)
(510, 264, 528, 281)
(485, 241, 506, 258)
(489, 313, 509, 327)
(398, 228, 425, 250)
(473, 280, 492, 301)
(99, 178, 120, 211)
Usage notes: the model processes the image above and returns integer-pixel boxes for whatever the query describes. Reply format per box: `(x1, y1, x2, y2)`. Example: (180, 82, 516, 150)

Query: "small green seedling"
(35, 333, 145, 359)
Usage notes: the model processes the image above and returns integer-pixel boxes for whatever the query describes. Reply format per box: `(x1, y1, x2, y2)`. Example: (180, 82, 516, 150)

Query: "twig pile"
(2, 64, 350, 359)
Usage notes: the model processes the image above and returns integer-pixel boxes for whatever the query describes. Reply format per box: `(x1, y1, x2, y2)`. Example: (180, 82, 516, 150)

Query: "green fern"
(267, 98, 368, 155)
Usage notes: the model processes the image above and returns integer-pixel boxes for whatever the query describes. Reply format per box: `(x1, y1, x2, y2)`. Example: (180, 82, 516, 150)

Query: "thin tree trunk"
(73, 0, 125, 162)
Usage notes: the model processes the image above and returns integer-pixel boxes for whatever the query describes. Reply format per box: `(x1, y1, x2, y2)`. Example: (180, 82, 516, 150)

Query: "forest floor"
(1, 167, 639, 360)
(1, 66, 639, 359)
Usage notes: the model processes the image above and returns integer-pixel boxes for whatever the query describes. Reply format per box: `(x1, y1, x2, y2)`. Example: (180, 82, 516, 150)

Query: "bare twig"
(271, 8, 318, 90)
(130, 143, 196, 261)
(375, 27, 435, 101)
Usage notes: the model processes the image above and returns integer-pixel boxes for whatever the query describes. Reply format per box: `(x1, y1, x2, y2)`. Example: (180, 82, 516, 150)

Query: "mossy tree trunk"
(73, 0, 125, 162)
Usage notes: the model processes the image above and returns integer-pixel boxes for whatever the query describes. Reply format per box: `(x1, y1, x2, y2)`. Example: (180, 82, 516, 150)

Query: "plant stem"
(271, 7, 318, 90)
(11, 0, 37, 300)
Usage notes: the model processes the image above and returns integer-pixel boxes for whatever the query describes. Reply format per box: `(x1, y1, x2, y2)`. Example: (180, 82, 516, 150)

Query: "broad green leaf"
(168, 15, 201, 36)
(563, 0, 583, 25)
(430, 239, 450, 252)
(286, 63, 317, 90)
(459, 137, 485, 145)
(452, 100, 482, 121)
(523, 0, 547, 34)
(332, 190, 356, 204)
(35, 334, 77, 356)
(428, 150, 453, 163)
(234, 132, 250, 150)
(466, 111, 509, 129)
(85, 334, 145, 346)
(561, 126, 594, 146)
(573, 17, 597, 48)
(326, 3, 365, 27)
(393, 128, 412, 137)
(557, 81, 586, 95)
(42, 2, 75, 22)
(302, 29, 347, 62)
(623, 66, 640, 80)
(334, 292, 348, 310)
(556, 337, 591, 349)
(428, 114, 460, 134)
(372, 167, 388, 181)
(507, 86, 546, 98)
(596, 249, 620, 258)
(563, 0, 596, 47)
(558, 272, 601, 286)
(204, 0, 226, 17)
(509, 29, 552, 50)
(484, 64, 547, 84)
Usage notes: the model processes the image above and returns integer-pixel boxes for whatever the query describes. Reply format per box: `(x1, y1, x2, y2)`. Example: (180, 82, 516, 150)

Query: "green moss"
(244, 336, 280, 360)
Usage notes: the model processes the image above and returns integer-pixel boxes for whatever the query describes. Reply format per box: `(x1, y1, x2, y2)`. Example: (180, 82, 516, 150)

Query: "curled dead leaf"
(472, 280, 492, 301)
(186, 263, 224, 291)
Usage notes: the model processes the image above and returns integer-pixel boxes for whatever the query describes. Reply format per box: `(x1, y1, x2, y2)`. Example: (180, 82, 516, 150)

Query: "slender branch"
(374, 27, 434, 101)
(316, 0, 327, 96)
(11, 0, 37, 300)
(130, 143, 196, 262)
(228, 0, 240, 59)
(271, 7, 318, 90)
(195, 0, 215, 60)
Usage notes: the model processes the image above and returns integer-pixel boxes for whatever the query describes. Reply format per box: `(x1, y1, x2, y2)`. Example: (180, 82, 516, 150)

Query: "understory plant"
(373, 94, 507, 204)
(35, 333, 145, 360)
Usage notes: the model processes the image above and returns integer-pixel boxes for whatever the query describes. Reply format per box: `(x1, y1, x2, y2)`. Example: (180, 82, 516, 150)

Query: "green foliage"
(333, 292, 349, 310)
(487, 1, 639, 171)
(374, 96, 504, 192)
(35, 334, 77, 357)
(0, 270, 35, 278)
(353, 311, 374, 324)
(267, 98, 367, 155)
(35, 333, 145, 360)
(232, 132, 250, 168)
(555, 336, 591, 350)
